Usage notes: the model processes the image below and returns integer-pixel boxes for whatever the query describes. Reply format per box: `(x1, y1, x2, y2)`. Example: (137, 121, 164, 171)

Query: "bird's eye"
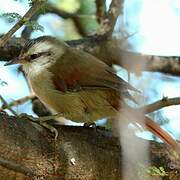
(29, 52, 50, 61)
(30, 54, 39, 59)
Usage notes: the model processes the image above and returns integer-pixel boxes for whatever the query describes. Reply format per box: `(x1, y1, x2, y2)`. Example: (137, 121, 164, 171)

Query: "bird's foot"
(39, 121, 58, 140)
(84, 122, 96, 128)
(84, 122, 106, 133)
(18, 113, 60, 140)
(37, 114, 64, 140)
(18, 113, 37, 122)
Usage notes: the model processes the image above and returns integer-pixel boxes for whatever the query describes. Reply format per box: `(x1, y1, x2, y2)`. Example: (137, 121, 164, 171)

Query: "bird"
(5, 36, 178, 148)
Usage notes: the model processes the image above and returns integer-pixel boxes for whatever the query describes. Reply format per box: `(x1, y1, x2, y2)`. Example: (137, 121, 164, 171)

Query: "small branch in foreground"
(0, 95, 36, 112)
(137, 97, 180, 114)
(0, 95, 17, 116)
(0, 0, 47, 47)
(0, 156, 36, 177)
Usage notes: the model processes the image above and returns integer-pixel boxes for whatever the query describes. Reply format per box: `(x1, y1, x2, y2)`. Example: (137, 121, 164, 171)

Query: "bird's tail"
(119, 107, 179, 150)
(144, 116, 179, 149)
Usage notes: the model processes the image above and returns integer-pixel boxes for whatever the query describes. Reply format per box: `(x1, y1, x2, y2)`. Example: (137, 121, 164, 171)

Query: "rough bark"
(0, 112, 179, 179)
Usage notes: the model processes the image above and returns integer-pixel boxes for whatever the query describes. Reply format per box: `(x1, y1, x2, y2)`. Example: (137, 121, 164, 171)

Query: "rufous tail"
(120, 107, 179, 149)
(144, 116, 179, 149)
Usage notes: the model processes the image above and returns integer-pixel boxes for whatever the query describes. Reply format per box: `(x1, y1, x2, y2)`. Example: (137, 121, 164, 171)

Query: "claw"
(84, 122, 96, 128)
(19, 113, 60, 140)
(40, 122, 58, 140)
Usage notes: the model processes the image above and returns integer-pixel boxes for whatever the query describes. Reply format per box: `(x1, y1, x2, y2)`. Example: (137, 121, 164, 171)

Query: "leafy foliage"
(146, 166, 168, 176)
(0, 13, 44, 32)
(25, 20, 44, 32)
(0, 13, 22, 23)
(138, 164, 169, 179)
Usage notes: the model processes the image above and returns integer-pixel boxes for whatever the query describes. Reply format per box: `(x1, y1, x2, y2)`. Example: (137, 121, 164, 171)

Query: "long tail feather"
(120, 107, 179, 149)
(144, 116, 179, 149)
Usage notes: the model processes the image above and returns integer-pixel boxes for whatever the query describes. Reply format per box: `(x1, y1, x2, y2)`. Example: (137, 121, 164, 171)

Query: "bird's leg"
(18, 113, 63, 140)
(38, 113, 63, 122)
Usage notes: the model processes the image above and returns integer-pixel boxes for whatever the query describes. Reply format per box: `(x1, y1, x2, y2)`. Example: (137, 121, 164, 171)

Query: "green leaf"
(0, 12, 22, 23)
(25, 20, 44, 32)
(146, 166, 168, 176)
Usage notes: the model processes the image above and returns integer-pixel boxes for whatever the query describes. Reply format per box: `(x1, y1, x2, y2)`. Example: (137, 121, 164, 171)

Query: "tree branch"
(0, 95, 17, 116)
(21, 13, 39, 40)
(47, 3, 91, 37)
(0, 0, 47, 47)
(0, 95, 36, 112)
(0, 112, 179, 179)
(97, 0, 123, 36)
(138, 97, 180, 114)
(46, 3, 82, 19)
(0, 156, 36, 177)
(95, 0, 106, 23)
(0, 36, 180, 76)
(146, 56, 180, 76)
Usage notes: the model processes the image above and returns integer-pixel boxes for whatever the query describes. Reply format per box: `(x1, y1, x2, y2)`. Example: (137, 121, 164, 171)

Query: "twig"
(47, 3, 89, 36)
(95, 0, 106, 23)
(97, 0, 123, 36)
(0, 95, 36, 111)
(21, 13, 39, 40)
(0, 156, 36, 177)
(0, 95, 17, 116)
(107, 0, 123, 33)
(0, 0, 47, 47)
(137, 97, 180, 114)
(47, 4, 96, 19)
(21, 2, 96, 39)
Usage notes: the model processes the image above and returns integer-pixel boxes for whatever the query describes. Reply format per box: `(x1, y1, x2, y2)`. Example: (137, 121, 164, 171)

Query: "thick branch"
(0, 36, 180, 76)
(146, 56, 180, 76)
(0, 37, 24, 60)
(0, 112, 179, 179)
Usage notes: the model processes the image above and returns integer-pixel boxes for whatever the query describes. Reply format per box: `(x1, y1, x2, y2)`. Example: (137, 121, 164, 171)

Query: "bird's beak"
(4, 57, 23, 66)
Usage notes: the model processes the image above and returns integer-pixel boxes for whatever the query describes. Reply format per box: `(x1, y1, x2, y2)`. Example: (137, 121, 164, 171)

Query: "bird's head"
(4, 36, 66, 68)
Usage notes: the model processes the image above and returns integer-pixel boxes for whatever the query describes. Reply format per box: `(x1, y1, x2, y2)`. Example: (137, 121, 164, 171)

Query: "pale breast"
(26, 66, 85, 120)
(26, 66, 117, 122)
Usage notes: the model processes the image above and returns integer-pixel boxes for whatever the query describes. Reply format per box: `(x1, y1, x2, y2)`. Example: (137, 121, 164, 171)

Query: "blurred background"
(0, 0, 179, 140)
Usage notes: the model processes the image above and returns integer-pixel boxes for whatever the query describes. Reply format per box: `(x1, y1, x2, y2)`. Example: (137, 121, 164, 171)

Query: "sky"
(124, 0, 180, 55)
(0, 0, 179, 139)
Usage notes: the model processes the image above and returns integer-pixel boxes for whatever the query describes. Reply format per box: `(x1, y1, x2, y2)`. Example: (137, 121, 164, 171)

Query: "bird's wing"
(48, 47, 138, 94)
